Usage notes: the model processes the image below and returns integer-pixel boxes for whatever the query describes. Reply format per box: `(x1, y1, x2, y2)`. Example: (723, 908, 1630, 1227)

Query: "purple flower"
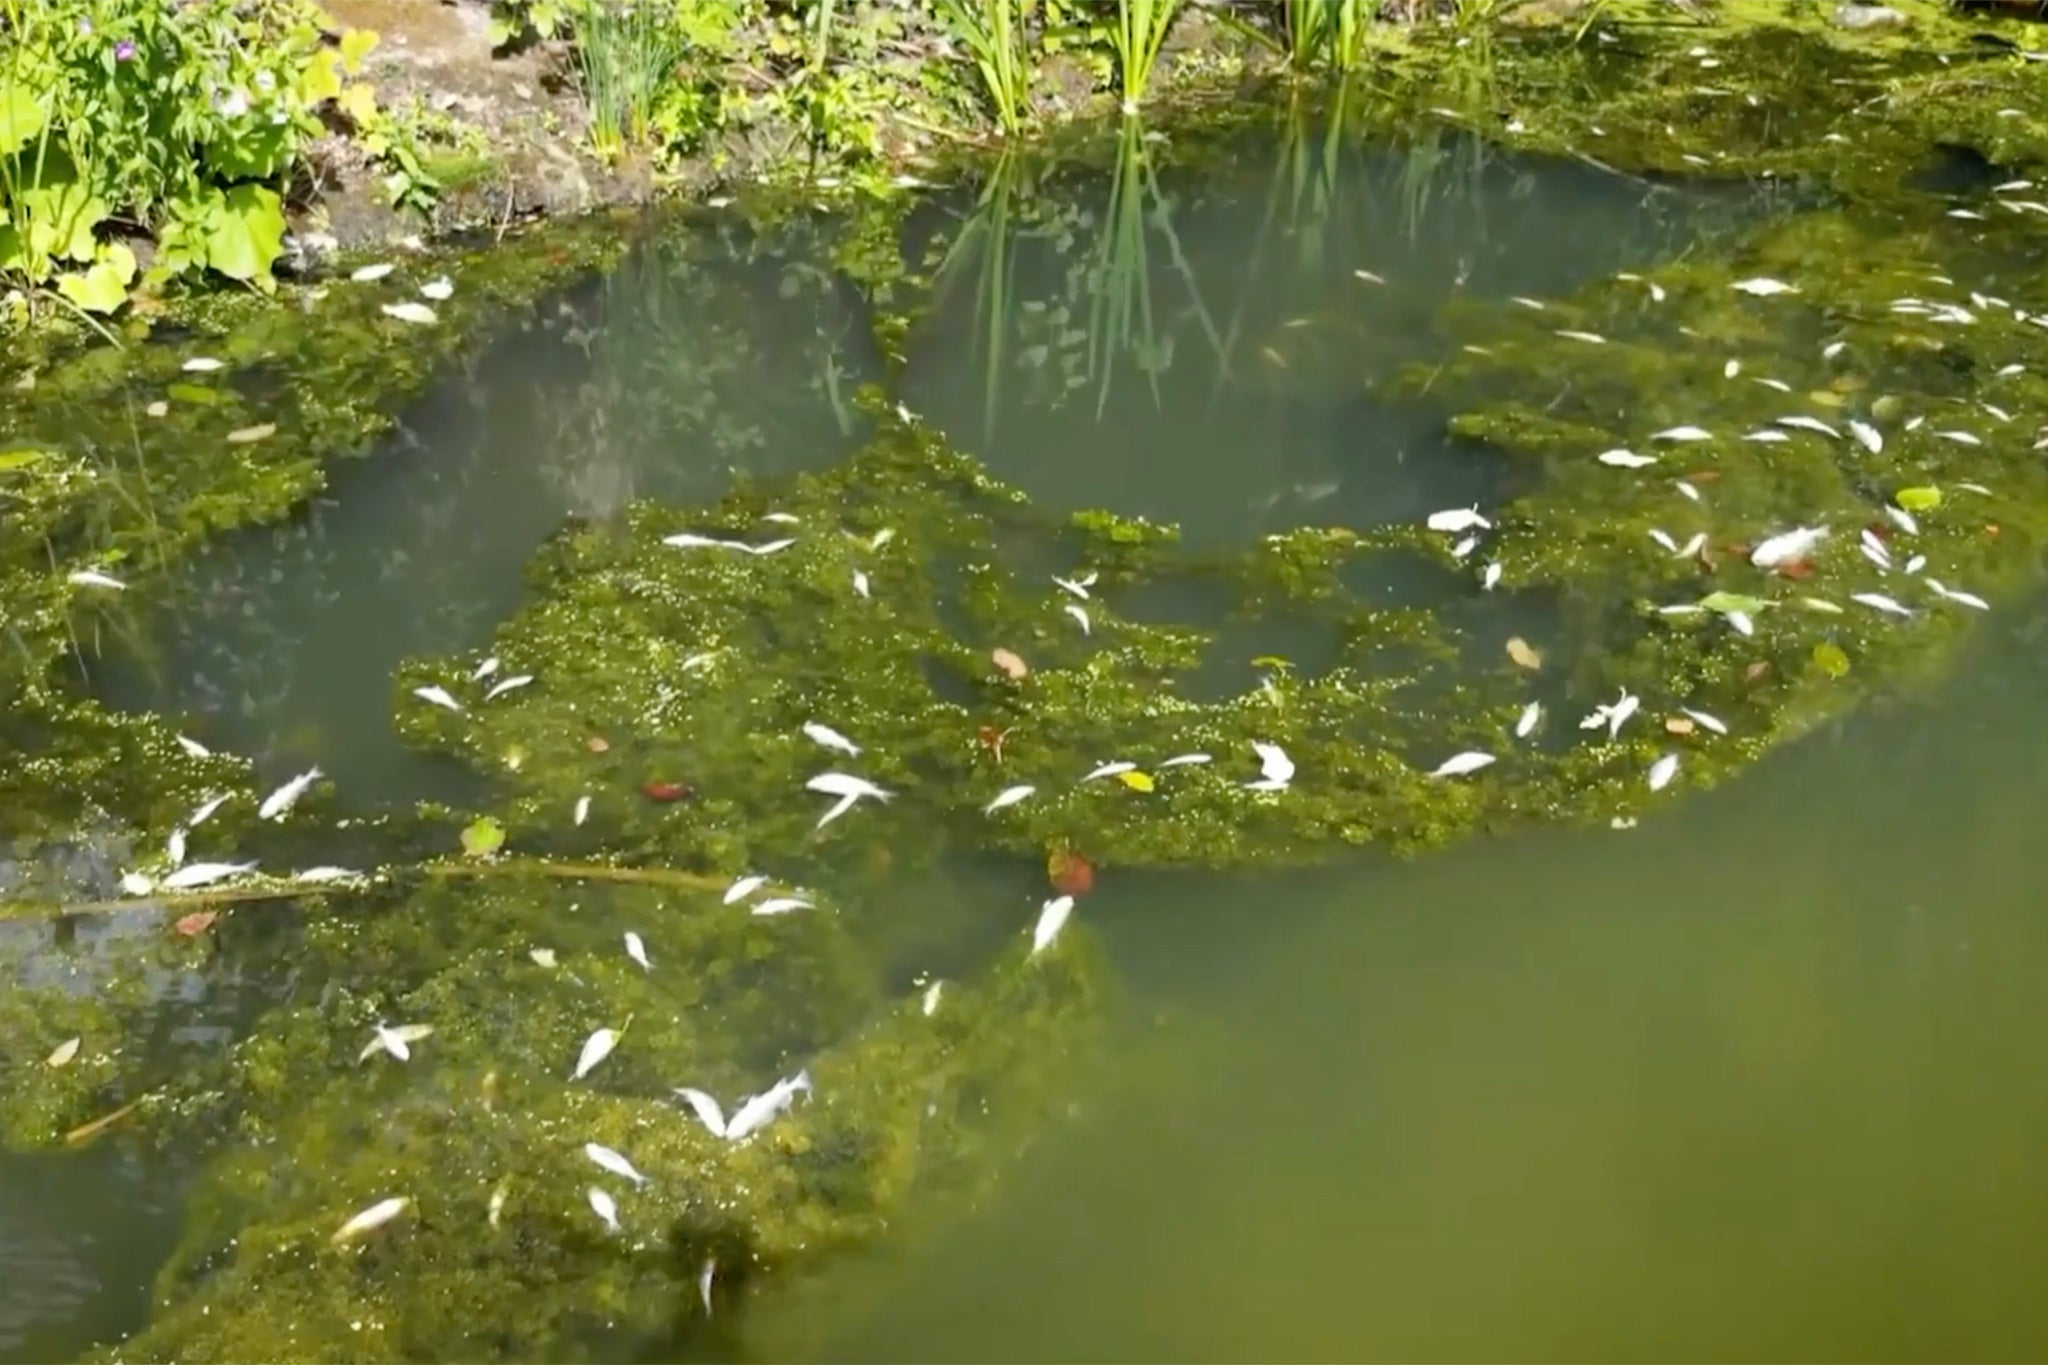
(114, 39, 136, 62)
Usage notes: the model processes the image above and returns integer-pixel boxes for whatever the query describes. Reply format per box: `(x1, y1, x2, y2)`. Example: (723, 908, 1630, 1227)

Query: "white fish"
(68, 568, 129, 591)
(587, 1187, 620, 1233)
(1904, 554, 1926, 575)
(1926, 579, 1990, 611)
(1557, 329, 1607, 344)
(176, 734, 212, 759)
(1851, 592, 1914, 618)
(296, 866, 361, 884)
(1354, 268, 1386, 284)
(1515, 702, 1542, 738)
(751, 897, 812, 916)
(573, 1027, 620, 1080)
(1750, 525, 1829, 568)
(1647, 754, 1679, 792)
(1798, 596, 1844, 615)
(1742, 429, 1790, 444)
(624, 932, 651, 971)
(1249, 741, 1295, 790)
(664, 532, 731, 549)
(1859, 533, 1892, 570)
(359, 1022, 433, 1063)
(1935, 429, 1982, 446)
(852, 569, 870, 598)
(1450, 535, 1478, 561)
(420, 276, 454, 301)
(1648, 529, 1678, 553)
(162, 861, 255, 890)
(351, 262, 396, 282)
(331, 1196, 409, 1244)
(814, 792, 859, 830)
(725, 1071, 812, 1141)
(921, 981, 944, 1016)
(869, 527, 896, 550)
(1848, 420, 1883, 453)
(737, 538, 796, 555)
(120, 872, 154, 896)
(1650, 426, 1711, 442)
(1752, 377, 1794, 394)
(1426, 506, 1491, 534)
(584, 1142, 649, 1187)
(1682, 708, 1729, 736)
(1777, 415, 1840, 438)
(802, 722, 860, 756)
(762, 512, 801, 525)
(1996, 363, 2025, 378)
(1822, 341, 1847, 360)
(803, 771, 892, 801)
(1032, 896, 1074, 956)
(258, 765, 322, 821)
(529, 948, 558, 969)
(167, 828, 187, 868)
(46, 1036, 81, 1067)
(1064, 603, 1091, 635)
(381, 302, 438, 325)
(488, 1182, 508, 1227)
(471, 656, 500, 681)
(1733, 277, 1798, 296)
(181, 357, 224, 372)
(1724, 359, 1741, 378)
(1983, 403, 2012, 423)
(574, 795, 591, 826)
(1052, 575, 1092, 600)
(1598, 449, 1657, 468)
(1580, 689, 1640, 740)
(723, 874, 768, 905)
(1884, 506, 1918, 536)
(1658, 604, 1706, 618)
(483, 675, 533, 701)
(1430, 751, 1495, 778)
(675, 1087, 728, 1137)
(1727, 610, 1755, 638)
(1675, 480, 1703, 503)
(1481, 562, 1502, 590)
(1081, 761, 1137, 782)
(985, 785, 1035, 813)
(1511, 296, 1548, 310)
(413, 685, 464, 712)
(700, 1259, 717, 1316)
(1159, 752, 1211, 767)
(1675, 532, 1707, 558)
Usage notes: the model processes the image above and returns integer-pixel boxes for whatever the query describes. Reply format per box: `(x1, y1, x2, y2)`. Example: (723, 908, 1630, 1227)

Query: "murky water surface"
(13, 109, 2048, 1361)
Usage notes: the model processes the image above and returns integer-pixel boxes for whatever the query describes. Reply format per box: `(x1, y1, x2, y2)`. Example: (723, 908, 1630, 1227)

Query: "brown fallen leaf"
(1665, 716, 1696, 735)
(226, 423, 277, 444)
(991, 647, 1028, 680)
(1047, 847, 1095, 897)
(174, 910, 220, 937)
(1505, 636, 1543, 671)
(1683, 469, 1723, 484)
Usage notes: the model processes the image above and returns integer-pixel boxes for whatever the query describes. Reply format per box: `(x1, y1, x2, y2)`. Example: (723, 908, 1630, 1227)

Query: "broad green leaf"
(200, 185, 286, 282)
(300, 49, 344, 105)
(0, 80, 45, 155)
(339, 82, 378, 125)
(55, 260, 130, 313)
(1811, 641, 1850, 679)
(206, 116, 294, 181)
(19, 180, 108, 264)
(339, 28, 381, 75)
(0, 446, 47, 472)
(166, 382, 221, 406)
(1895, 485, 1943, 513)
(460, 816, 506, 858)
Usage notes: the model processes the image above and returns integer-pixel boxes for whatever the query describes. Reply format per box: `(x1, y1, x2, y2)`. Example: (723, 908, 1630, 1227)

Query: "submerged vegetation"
(6, 1, 2048, 1359)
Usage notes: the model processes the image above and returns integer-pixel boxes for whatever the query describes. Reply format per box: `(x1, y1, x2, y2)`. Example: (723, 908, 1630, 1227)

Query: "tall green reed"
(932, 0, 1032, 136)
(1282, 0, 1372, 70)
(1109, 0, 1182, 113)
(572, 0, 689, 158)
(933, 151, 1029, 440)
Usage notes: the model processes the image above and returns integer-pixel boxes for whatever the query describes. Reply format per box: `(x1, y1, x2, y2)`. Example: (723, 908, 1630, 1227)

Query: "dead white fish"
(588, 1187, 620, 1234)
(1848, 420, 1883, 454)
(1681, 707, 1729, 736)
(351, 262, 396, 282)
(46, 1037, 80, 1067)
(1948, 208, 1987, 220)
(723, 874, 768, 905)
(1935, 429, 1982, 446)
(188, 793, 232, 830)
(1580, 689, 1640, 741)
(1798, 596, 1844, 615)
(985, 785, 1036, 814)
(420, 276, 454, 301)
(1723, 359, 1741, 378)
(1996, 363, 2025, 378)
(413, 685, 464, 713)
(921, 981, 944, 1016)
(1032, 896, 1074, 956)
(1822, 341, 1847, 360)
(1430, 751, 1496, 778)
(751, 897, 813, 916)
(295, 866, 361, 885)
(166, 827, 187, 868)
(175, 734, 212, 759)
(472, 656, 500, 681)
(1599, 449, 1658, 468)
(1354, 268, 1386, 284)
(530, 948, 558, 969)
(573, 1027, 621, 1080)
(1674, 532, 1707, 558)
(1733, 277, 1798, 296)
(624, 932, 651, 971)
(258, 765, 322, 821)
(1752, 378, 1794, 394)
(869, 527, 896, 550)
(1052, 575, 1092, 600)
(163, 861, 255, 890)
(1481, 562, 1502, 591)
(381, 302, 438, 325)
(1248, 742, 1294, 791)
(1742, 429, 1790, 444)
(1064, 603, 1091, 635)
(802, 722, 860, 757)
(1658, 604, 1706, 618)
(359, 1022, 434, 1064)
(488, 1181, 508, 1228)
(1081, 761, 1137, 782)
(1426, 506, 1491, 534)
(120, 873, 154, 896)
(663, 532, 731, 549)
(1904, 554, 1927, 575)
(1647, 753, 1680, 792)
(852, 569, 870, 599)
(1751, 525, 1829, 568)
(675, 1088, 728, 1137)
(1927, 579, 1990, 611)
(1511, 296, 1548, 310)
(737, 538, 796, 556)
(1557, 329, 1607, 345)
(67, 569, 128, 591)
(181, 357, 224, 373)
(584, 1142, 649, 1188)
(331, 1196, 409, 1245)
(1852, 592, 1914, 618)
(1859, 535, 1892, 571)
(1648, 529, 1678, 553)
(1159, 752, 1212, 767)
(483, 674, 533, 701)
(1651, 426, 1712, 442)
(1675, 480, 1703, 503)
(574, 795, 591, 827)
(1727, 610, 1756, 637)
(724, 1071, 812, 1141)
(1777, 415, 1840, 438)
(700, 1259, 717, 1316)
(1884, 506, 1919, 536)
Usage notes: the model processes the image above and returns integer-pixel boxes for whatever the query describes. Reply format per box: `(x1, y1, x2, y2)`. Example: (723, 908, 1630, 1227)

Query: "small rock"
(1832, 3, 1906, 29)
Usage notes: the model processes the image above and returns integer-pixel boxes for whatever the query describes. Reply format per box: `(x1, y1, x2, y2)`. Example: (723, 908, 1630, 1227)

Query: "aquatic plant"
(932, 0, 1034, 136)
(1108, 0, 1184, 113)
(570, 0, 696, 159)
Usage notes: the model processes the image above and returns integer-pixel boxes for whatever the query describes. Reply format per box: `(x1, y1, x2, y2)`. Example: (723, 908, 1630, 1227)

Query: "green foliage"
(932, 0, 1034, 135)
(1108, 0, 1184, 112)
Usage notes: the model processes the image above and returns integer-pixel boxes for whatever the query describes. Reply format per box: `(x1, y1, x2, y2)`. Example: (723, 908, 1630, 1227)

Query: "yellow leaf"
(1116, 770, 1154, 792)
(339, 83, 378, 126)
(339, 28, 381, 76)
(1505, 636, 1543, 671)
(301, 49, 344, 106)
(46, 1036, 80, 1067)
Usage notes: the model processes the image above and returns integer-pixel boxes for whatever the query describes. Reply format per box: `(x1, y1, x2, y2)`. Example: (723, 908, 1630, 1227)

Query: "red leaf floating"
(174, 910, 219, 937)
(641, 780, 689, 803)
(1047, 847, 1095, 897)
(1777, 557, 1816, 581)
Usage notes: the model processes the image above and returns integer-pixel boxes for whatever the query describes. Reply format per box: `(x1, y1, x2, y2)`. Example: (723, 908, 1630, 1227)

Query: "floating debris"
(359, 1023, 433, 1064)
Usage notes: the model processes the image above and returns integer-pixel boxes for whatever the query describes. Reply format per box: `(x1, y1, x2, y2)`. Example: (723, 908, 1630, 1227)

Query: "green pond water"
(9, 80, 2048, 1362)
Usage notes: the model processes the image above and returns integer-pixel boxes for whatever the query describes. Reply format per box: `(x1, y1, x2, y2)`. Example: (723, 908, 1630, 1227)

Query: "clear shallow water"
(15, 113, 2048, 1361)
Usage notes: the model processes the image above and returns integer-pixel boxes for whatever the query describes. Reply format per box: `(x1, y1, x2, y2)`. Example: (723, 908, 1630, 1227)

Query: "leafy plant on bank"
(1107, 0, 1184, 113)
(0, 0, 380, 317)
(931, 0, 1034, 136)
